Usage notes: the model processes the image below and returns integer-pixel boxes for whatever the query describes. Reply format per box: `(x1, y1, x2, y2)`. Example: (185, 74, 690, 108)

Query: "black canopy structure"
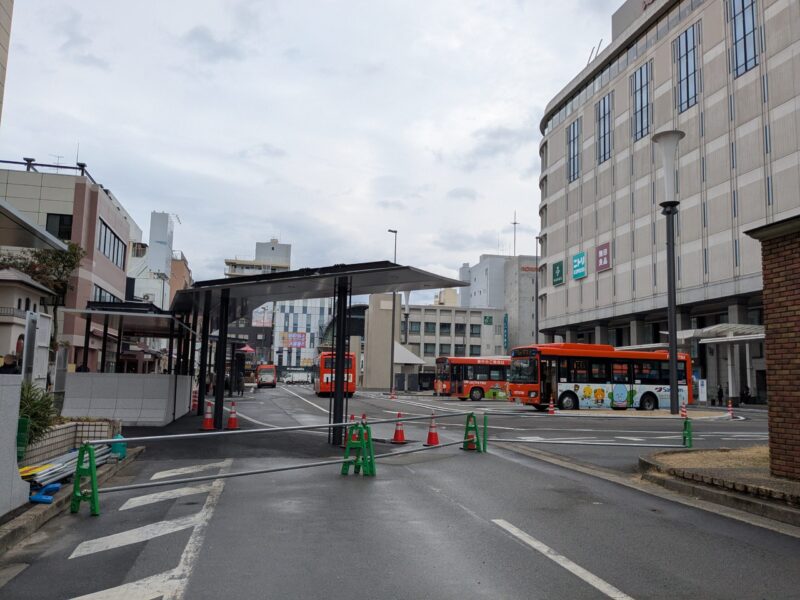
(171, 261, 466, 444)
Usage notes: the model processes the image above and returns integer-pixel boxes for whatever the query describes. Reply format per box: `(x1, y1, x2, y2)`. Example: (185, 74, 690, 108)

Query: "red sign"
(520, 265, 537, 272)
(596, 242, 612, 272)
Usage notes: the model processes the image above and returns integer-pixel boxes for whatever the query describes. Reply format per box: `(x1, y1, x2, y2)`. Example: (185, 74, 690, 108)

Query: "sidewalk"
(639, 445, 800, 527)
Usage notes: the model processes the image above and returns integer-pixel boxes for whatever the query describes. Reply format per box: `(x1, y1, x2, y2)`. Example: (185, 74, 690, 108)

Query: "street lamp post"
(535, 235, 542, 344)
(653, 129, 685, 415)
(388, 229, 398, 394)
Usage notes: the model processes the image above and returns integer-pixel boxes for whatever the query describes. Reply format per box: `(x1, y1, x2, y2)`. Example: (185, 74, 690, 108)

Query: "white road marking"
(119, 484, 215, 511)
(150, 460, 232, 481)
(493, 519, 635, 600)
(70, 459, 231, 600)
(616, 437, 645, 442)
(279, 385, 329, 413)
(69, 513, 202, 559)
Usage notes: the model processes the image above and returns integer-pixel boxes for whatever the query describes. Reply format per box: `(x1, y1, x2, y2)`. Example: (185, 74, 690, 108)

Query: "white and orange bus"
(434, 356, 510, 401)
(313, 351, 356, 397)
(256, 364, 277, 388)
(507, 343, 693, 411)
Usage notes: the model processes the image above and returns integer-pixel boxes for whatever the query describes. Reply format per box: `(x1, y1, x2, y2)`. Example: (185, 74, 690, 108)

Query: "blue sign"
(503, 314, 509, 351)
(572, 251, 587, 280)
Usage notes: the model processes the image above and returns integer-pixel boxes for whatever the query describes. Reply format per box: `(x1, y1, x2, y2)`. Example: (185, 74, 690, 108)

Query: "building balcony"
(0, 307, 28, 322)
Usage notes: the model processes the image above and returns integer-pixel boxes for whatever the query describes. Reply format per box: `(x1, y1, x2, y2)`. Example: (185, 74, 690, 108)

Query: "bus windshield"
(435, 361, 449, 380)
(323, 358, 353, 369)
(508, 357, 538, 383)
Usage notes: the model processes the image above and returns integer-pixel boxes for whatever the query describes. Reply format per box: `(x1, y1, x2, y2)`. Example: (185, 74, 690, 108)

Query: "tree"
(0, 242, 87, 341)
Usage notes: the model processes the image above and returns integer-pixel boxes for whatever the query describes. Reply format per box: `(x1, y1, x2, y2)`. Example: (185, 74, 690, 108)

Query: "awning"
(0, 200, 68, 251)
(60, 308, 194, 337)
(393, 342, 425, 365)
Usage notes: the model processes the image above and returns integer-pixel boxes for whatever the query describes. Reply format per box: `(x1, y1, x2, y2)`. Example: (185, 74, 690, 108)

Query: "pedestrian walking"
(716, 384, 724, 407)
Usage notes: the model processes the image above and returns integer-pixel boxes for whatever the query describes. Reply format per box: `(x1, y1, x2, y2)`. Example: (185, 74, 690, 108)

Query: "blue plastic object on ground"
(30, 482, 62, 504)
(110, 434, 127, 459)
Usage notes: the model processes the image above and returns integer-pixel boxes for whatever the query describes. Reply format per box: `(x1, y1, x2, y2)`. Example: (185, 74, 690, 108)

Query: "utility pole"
(511, 211, 519, 256)
(388, 229, 398, 393)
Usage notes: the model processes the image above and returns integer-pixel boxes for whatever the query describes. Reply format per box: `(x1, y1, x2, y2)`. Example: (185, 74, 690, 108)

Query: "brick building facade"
(746, 215, 800, 481)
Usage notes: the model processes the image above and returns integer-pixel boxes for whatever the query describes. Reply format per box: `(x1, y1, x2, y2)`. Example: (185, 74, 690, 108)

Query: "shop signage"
(596, 242, 611, 272)
(572, 251, 587, 280)
(552, 260, 564, 286)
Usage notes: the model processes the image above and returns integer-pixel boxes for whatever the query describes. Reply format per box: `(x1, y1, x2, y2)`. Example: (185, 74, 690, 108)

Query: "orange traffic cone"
(391, 412, 407, 444)
(200, 400, 214, 431)
(390, 388, 397, 400)
(547, 394, 556, 415)
(361, 413, 370, 441)
(680, 402, 687, 419)
(463, 432, 478, 451)
(225, 400, 240, 430)
(424, 413, 440, 446)
(727, 398, 734, 419)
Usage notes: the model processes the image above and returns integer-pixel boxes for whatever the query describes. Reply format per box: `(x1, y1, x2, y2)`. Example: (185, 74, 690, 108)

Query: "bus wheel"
(469, 387, 484, 402)
(559, 392, 579, 410)
(639, 393, 657, 411)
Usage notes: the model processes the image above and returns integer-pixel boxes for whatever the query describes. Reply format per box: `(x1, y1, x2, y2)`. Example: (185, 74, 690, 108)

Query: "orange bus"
(507, 343, 693, 411)
(256, 364, 277, 388)
(313, 351, 356, 397)
(434, 356, 510, 401)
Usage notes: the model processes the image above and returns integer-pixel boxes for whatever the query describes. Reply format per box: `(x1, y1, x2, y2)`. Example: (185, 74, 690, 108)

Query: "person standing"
(236, 371, 245, 397)
(716, 384, 724, 407)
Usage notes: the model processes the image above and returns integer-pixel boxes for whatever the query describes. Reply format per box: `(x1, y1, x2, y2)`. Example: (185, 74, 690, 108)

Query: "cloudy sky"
(0, 0, 618, 287)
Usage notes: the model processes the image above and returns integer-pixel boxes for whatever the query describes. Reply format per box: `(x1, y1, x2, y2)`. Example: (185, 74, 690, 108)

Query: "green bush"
(19, 381, 58, 446)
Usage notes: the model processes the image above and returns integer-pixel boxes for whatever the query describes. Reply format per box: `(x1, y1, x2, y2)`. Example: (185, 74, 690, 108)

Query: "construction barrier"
(70, 411, 486, 515)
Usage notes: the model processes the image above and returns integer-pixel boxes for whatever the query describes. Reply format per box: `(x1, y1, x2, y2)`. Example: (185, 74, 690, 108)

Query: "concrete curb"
(638, 453, 800, 528)
(0, 446, 145, 557)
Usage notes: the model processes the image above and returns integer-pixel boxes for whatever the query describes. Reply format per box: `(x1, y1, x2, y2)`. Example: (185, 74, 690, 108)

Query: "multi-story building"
(0, 161, 138, 368)
(537, 0, 798, 401)
(127, 212, 175, 309)
(458, 254, 539, 349)
(169, 251, 193, 306)
(224, 238, 291, 277)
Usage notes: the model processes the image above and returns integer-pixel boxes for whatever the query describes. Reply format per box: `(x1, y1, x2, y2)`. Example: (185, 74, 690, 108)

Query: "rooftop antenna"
(587, 45, 596, 65)
(511, 211, 520, 256)
(75, 142, 80, 164)
(595, 38, 604, 58)
(49, 154, 64, 173)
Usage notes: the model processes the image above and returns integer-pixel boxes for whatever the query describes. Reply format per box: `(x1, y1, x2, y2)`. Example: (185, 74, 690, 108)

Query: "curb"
(0, 446, 145, 557)
(638, 453, 800, 528)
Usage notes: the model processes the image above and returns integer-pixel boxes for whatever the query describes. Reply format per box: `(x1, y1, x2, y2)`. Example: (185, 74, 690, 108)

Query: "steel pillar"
(197, 290, 211, 416)
(331, 276, 349, 446)
(213, 289, 230, 429)
(100, 315, 109, 373)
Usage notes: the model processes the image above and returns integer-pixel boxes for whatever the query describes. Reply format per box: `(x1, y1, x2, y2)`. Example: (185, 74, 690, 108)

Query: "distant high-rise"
(224, 238, 291, 277)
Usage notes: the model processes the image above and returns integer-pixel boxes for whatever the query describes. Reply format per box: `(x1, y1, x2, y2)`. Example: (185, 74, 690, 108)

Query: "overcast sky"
(0, 0, 617, 288)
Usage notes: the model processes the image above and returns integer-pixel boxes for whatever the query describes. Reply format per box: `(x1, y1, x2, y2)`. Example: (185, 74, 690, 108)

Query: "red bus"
(313, 351, 356, 397)
(256, 364, 277, 388)
(507, 343, 693, 411)
(434, 356, 510, 401)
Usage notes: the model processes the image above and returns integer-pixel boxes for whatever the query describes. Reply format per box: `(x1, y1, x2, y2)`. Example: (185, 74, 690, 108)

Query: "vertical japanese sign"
(552, 260, 564, 286)
(503, 314, 509, 351)
(596, 242, 611, 272)
(572, 251, 587, 280)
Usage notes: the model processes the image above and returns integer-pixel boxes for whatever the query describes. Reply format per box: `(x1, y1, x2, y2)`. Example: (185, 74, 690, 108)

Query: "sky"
(0, 0, 618, 291)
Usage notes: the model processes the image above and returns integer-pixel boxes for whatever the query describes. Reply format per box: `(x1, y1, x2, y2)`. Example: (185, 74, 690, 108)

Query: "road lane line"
(69, 513, 202, 559)
(150, 460, 232, 481)
(492, 519, 635, 600)
(119, 484, 215, 511)
(279, 385, 330, 413)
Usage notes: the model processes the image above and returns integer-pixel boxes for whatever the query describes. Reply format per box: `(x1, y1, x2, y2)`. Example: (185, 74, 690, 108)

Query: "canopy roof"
(171, 261, 466, 319)
(61, 303, 194, 338)
(0, 199, 67, 251)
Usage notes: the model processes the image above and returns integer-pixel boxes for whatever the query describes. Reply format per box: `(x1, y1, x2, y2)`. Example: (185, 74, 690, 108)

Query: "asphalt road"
(0, 385, 794, 600)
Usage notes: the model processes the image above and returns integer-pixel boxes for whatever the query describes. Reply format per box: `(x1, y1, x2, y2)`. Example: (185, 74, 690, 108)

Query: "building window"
(730, 0, 758, 78)
(454, 344, 466, 357)
(631, 61, 652, 141)
(470, 324, 481, 337)
(469, 345, 481, 357)
(424, 343, 436, 357)
(675, 23, 699, 112)
(409, 321, 421, 334)
(454, 323, 466, 336)
(439, 322, 451, 336)
(96, 219, 126, 270)
(596, 92, 613, 164)
(46, 214, 73, 241)
(567, 118, 581, 182)
(92, 285, 121, 303)
(439, 344, 451, 356)
(424, 322, 436, 335)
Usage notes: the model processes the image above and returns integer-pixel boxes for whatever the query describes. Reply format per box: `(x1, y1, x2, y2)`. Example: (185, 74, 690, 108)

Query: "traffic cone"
(200, 400, 214, 431)
(547, 394, 556, 415)
(348, 414, 359, 442)
(727, 398, 734, 419)
(680, 402, 687, 419)
(391, 412, 407, 444)
(424, 413, 440, 446)
(225, 400, 240, 430)
(390, 388, 397, 400)
(463, 432, 478, 451)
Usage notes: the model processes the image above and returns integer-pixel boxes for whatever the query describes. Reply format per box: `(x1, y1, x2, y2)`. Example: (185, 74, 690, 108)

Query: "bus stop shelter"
(171, 261, 465, 444)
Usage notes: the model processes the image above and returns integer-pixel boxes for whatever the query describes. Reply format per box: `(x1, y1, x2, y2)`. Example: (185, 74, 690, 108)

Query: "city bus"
(507, 343, 692, 411)
(434, 356, 510, 401)
(312, 351, 356, 397)
(256, 364, 277, 388)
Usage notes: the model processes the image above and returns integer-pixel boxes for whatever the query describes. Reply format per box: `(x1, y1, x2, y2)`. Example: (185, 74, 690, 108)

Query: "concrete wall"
(362, 293, 400, 389)
(62, 373, 191, 426)
(0, 374, 29, 518)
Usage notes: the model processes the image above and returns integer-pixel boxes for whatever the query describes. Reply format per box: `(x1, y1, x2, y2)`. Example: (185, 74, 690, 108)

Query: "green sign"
(572, 251, 587, 280)
(552, 260, 564, 286)
(483, 315, 493, 325)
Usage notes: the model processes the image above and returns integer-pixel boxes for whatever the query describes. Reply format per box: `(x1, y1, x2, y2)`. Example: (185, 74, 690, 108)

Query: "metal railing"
(0, 307, 27, 319)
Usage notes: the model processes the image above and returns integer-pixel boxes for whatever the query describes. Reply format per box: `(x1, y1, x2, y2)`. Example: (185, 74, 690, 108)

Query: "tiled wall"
(21, 420, 121, 467)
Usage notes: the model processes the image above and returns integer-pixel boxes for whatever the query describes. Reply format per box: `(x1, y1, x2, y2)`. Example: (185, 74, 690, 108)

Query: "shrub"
(19, 381, 58, 446)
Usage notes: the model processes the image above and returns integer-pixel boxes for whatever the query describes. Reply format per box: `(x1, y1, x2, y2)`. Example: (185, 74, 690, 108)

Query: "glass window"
(572, 359, 589, 383)
(567, 118, 582, 182)
(92, 284, 120, 303)
(469, 345, 481, 357)
(439, 322, 451, 335)
(596, 92, 613, 164)
(675, 24, 699, 112)
(470, 324, 481, 337)
(439, 344, 451, 356)
(409, 321, 421, 334)
(455, 323, 466, 336)
(96, 219, 126, 270)
(424, 343, 436, 357)
(731, 0, 758, 78)
(46, 213, 73, 241)
(590, 361, 609, 382)
(612, 362, 630, 383)
(424, 322, 436, 334)
(634, 361, 664, 382)
(631, 62, 652, 141)
(454, 344, 466, 357)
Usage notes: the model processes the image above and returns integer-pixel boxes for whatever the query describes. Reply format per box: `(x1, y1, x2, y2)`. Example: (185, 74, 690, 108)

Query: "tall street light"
(388, 229, 398, 393)
(535, 234, 542, 344)
(653, 129, 685, 415)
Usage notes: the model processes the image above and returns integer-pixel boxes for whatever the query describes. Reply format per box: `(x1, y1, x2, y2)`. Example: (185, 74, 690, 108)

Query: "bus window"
(660, 361, 688, 384)
(558, 359, 569, 382)
(571, 359, 589, 383)
(489, 368, 503, 381)
(509, 357, 537, 383)
(635, 361, 663, 383)
(324, 358, 353, 369)
(590, 360, 609, 383)
(612, 362, 630, 383)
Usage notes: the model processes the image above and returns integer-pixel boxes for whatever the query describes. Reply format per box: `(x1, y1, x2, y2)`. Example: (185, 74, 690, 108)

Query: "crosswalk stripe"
(118, 484, 214, 511)
(150, 460, 232, 480)
(69, 513, 201, 559)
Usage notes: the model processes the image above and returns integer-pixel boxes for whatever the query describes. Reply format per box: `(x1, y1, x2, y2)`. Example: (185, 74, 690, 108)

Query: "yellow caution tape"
(19, 464, 54, 477)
